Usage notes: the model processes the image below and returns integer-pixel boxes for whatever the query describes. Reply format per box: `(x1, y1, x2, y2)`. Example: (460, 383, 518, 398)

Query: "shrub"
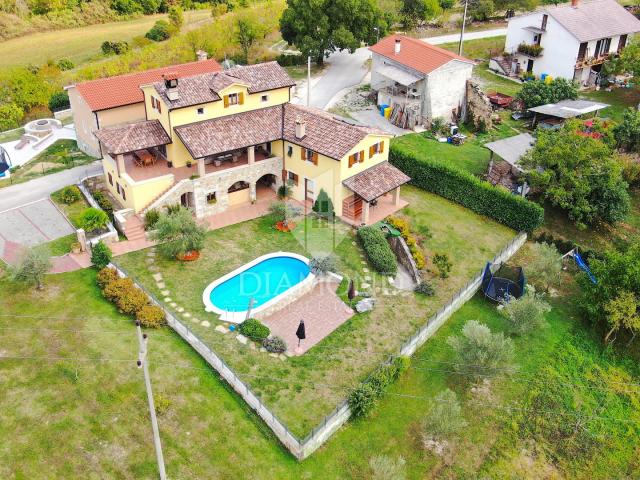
(78, 207, 109, 232)
(369, 455, 406, 480)
(136, 305, 166, 328)
(144, 209, 160, 231)
(48, 91, 70, 112)
(614, 108, 640, 152)
(433, 253, 452, 279)
(10, 247, 51, 290)
(277, 183, 292, 199)
(0, 104, 24, 131)
(101, 40, 130, 55)
(312, 188, 334, 218)
(357, 226, 397, 276)
(96, 267, 119, 289)
(389, 146, 544, 232)
(145, 20, 174, 42)
(91, 241, 112, 269)
(447, 320, 516, 382)
(150, 207, 206, 258)
(263, 336, 287, 353)
(238, 318, 270, 341)
(348, 382, 378, 418)
(154, 394, 171, 416)
(103, 277, 134, 302)
(422, 389, 467, 440)
(92, 191, 113, 217)
(415, 281, 435, 296)
(116, 285, 149, 315)
(309, 255, 337, 275)
(393, 355, 411, 377)
(516, 77, 578, 109)
(517, 43, 543, 57)
(168, 5, 184, 29)
(58, 185, 81, 204)
(275, 53, 307, 66)
(56, 58, 74, 71)
(500, 287, 551, 336)
(527, 242, 562, 292)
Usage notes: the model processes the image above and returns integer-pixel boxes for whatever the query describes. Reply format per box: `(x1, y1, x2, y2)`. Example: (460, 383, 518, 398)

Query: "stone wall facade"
(145, 157, 283, 218)
(465, 80, 493, 131)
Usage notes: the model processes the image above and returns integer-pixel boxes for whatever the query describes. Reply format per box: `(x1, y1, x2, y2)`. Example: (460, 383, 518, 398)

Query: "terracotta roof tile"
(342, 162, 411, 202)
(72, 59, 222, 112)
(283, 104, 390, 160)
(369, 34, 474, 75)
(154, 61, 295, 109)
(174, 105, 283, 158)
(94, 120, 171, 155)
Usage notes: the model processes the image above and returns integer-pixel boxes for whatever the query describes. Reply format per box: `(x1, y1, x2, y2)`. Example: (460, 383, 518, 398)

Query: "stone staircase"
(123, 215, 146, 241)
(490, 56, 513, 77)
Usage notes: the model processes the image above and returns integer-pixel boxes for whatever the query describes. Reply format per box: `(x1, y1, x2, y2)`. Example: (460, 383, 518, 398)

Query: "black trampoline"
(481, 262, 526, 303)
(0, 145, 10, 178)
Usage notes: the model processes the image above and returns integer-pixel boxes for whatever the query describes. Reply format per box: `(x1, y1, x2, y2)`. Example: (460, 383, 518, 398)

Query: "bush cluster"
(91, 241, 112, 269)
(101, 40, 130, 55)
(414, 280, 435, 296)
(238, 318, 270, 341)
(433, 253, 452, 279)
(97, 267, 165, 327)
(389, 147, 544, 232)
(386, 216, 426, 269)
(275, 53, 307, 66)
(349, 356, 411, 418)
(532, 231, 599, 263)
(262, 336, 287, 353)
(357, 226, 398, 276)
(78, 207, 109, 233)
(59, 185, 81, 204)
(144, 209, 160, 231)
(48, 91, 70, 112)
(92, 190, 113, 218)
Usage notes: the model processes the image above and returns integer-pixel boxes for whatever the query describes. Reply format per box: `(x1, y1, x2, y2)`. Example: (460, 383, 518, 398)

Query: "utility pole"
(459, 0, 469, 56)
(136, 322, 167, 480)
(307, 55, 311, 107)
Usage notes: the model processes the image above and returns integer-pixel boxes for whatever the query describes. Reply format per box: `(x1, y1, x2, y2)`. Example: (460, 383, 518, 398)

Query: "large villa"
(69, 60, 410, 226)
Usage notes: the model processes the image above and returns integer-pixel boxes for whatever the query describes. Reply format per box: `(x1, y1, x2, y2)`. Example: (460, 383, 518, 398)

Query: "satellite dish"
(0, 145, 11, 177)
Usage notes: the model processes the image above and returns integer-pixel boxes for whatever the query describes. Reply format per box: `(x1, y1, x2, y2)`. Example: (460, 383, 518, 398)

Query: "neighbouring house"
(369, 34, 475, 128)
(491, 0, 640, 85)
(92, 61, 408, 226)
(528, 99, 609, 128)
(66, 55, 222, 157)
(484, 132, 535, 195)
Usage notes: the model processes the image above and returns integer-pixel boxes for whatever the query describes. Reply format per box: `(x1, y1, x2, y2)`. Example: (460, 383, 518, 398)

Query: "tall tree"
(280, 0, 389, 65)
(522, 121, 630, 228)
(400, 0, 441, 29)
(235, 15, 259, 63)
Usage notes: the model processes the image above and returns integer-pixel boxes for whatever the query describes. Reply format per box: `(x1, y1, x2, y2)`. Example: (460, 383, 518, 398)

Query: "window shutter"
(293, 173, 299, 186)
(369, 145, 374, 157)
(300, 148, 306, 160)
(359, 150, 365, 163)
(224, 95, 229, 108)
(348, 154, 355, 168)
(312, 152, 318, 165)
(379, 141, 384, 153)
(158, 101, 161, 113)
(282, 169, 288, 181)
(238, 92, 244, 105)
(151, 97, 155, 109)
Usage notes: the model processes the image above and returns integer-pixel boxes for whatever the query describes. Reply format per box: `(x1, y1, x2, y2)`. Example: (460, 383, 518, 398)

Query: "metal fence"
(110, 231, 528, 460)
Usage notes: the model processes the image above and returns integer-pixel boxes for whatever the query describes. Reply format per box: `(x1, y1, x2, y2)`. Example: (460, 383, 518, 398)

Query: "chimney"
(394, 38, 401, 55)
(295, 116, 306, 139)
(571, 0, 579, 7)
(163, 73, 179, 101)
(196, 49, 208, 61)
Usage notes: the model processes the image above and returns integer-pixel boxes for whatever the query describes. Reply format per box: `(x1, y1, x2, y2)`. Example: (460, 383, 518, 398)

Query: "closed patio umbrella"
(295, 319, 306, 347)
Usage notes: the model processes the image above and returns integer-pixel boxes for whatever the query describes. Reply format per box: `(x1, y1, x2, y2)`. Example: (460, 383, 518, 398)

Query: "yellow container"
(384, 107, 392, 118)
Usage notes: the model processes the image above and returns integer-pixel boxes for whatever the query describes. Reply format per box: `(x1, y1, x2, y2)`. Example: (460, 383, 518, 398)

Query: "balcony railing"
(517, 43, 544, 57)
(575, 52, 613, 69)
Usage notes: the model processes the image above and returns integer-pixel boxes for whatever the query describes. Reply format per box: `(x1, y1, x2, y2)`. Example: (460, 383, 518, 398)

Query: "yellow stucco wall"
(97, 103, 146, 128)
(340, 135, 391, 180)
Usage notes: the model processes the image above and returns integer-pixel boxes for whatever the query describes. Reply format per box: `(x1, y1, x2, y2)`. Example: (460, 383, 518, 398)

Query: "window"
(301, 147, 318, 165)
(121, 187, 126, 201)
(108, 172, 113, 186)
(197, 107, 204, 115)
(116, 183, 121, 195)
(224, 92, 243, 107)
(287, 145, 293, 157)
(348, 150, 365, 168)
(206, 192, 217, 204)
(287, 170, 299, 186)
(369, 141, 385, 158)
(261, 94, 268, 102)
(151, 97, 156, 109)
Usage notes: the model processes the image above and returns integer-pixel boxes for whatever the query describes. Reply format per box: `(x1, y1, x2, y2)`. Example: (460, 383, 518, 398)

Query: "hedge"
(239, 318, 270, 341)
(357, 226, 398, 276)
(389, 146, 544, 232)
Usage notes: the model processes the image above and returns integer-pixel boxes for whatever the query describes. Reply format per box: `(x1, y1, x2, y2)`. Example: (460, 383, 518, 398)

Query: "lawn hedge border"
(389, 145, 544, 232)
(357, 225, 398, 276)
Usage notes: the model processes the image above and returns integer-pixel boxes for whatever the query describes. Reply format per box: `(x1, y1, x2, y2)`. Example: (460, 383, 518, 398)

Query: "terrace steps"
(123, 215, 146, 241)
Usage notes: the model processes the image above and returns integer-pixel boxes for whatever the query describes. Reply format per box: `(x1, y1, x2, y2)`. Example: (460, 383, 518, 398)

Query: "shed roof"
(528, 99, 609, 118)
(369, 34, 474, 75)
(342, 162, 411, 202)
(484, 133, 536, 171)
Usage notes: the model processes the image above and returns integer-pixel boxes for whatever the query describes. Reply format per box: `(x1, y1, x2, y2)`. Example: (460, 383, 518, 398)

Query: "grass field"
(0, 140, 95, 189)
(116, 186, 514, 436)
(2, 242, 638, 478)
(440, 36, 506, 61)
(0, 10, 212, 68)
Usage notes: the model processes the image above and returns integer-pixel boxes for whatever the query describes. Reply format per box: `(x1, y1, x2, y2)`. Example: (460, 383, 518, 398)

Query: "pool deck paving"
(261, 278, 354, 355)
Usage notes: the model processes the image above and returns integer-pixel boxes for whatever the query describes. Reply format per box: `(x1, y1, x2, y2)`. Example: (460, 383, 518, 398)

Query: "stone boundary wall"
(110, 231, 527, 460)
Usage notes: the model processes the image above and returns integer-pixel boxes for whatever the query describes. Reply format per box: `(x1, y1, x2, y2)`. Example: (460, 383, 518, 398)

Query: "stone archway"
(227, 180, 251, 206)
(180, 191, 195, 209)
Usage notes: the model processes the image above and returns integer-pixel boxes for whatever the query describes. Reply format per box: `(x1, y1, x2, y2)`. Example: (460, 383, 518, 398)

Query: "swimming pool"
(202, 252, 313, 322)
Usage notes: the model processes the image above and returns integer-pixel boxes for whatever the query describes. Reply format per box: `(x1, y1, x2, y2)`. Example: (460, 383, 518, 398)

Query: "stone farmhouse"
(75, 61, 408, 226)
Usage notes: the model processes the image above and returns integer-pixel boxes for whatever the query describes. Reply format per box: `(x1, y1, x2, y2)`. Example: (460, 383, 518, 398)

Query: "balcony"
(121, 148, 273, 183)
(575, 52, 614, 69)
(517, 43, 544, 58)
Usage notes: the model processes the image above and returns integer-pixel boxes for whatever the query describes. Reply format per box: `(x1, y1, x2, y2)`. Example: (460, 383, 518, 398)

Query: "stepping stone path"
(268, 353, 278, 358)
(361, 261, 367, 265)
(363, 268, 369, 273)
(164, 297, 172, 303)
(170, 302, 177, 308)
(183, 312, 191, 318)
(149, 266, 160, 272)
(278, 354, 287, 361)
(156, 282, 166, 289)
(361, 283, 371, 289)
(365, 276, 371, 281)
(152, 273, 163, 281)
(201, 321, 210, 328)
(259, 347, 267, 353)
(215, 325, 227, 334)
(176, 307, 184, 313)
(191, 317, 200, 324)
(161, 290, 170, 296)
(249, 342, 256, 350)
(236, 334, 248, 345)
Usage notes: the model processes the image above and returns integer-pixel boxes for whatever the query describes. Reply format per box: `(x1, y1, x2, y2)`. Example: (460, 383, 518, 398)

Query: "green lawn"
(2, 243, 638, 478)
(581, 87, 640, 123)
(51, 186, 90, 229)
(440, 36, 506, 61)
(117, 185, 514, 436)
(0, 140, 95, 189)
(0, 10, 213, 68)
(40, 233, 77, 256)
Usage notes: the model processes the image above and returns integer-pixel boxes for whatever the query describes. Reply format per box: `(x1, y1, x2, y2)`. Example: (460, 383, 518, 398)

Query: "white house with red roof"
(369, 34, 475, 127)
(66, 56, 221, 157)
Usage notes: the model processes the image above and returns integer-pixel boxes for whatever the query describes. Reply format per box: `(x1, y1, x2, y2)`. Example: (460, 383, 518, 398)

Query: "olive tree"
(526, 242, 562, 292)
(500, 287, 551, 336)
(422, 388, 468, 440)
(150, 207, 206, 259)
(11, 247, 51, 290)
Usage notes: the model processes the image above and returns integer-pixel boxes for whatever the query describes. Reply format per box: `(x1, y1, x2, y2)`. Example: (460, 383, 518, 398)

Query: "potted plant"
(268, 200, 301, 232)
(186, 160, 193, 168)
(71, 242, 82, 254)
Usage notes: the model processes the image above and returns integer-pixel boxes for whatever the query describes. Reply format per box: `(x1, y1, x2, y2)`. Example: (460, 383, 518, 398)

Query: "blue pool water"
(210, 256, 311, 312)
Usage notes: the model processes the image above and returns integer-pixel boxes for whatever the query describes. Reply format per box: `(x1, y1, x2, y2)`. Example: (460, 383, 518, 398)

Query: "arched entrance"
(256, 173, 278, 202)
(180, 191, 195, 209)
(227, 180, 251, 206)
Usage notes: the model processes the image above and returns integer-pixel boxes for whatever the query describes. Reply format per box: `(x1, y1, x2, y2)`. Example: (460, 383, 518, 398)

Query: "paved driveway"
(0, 198, 75, 263)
